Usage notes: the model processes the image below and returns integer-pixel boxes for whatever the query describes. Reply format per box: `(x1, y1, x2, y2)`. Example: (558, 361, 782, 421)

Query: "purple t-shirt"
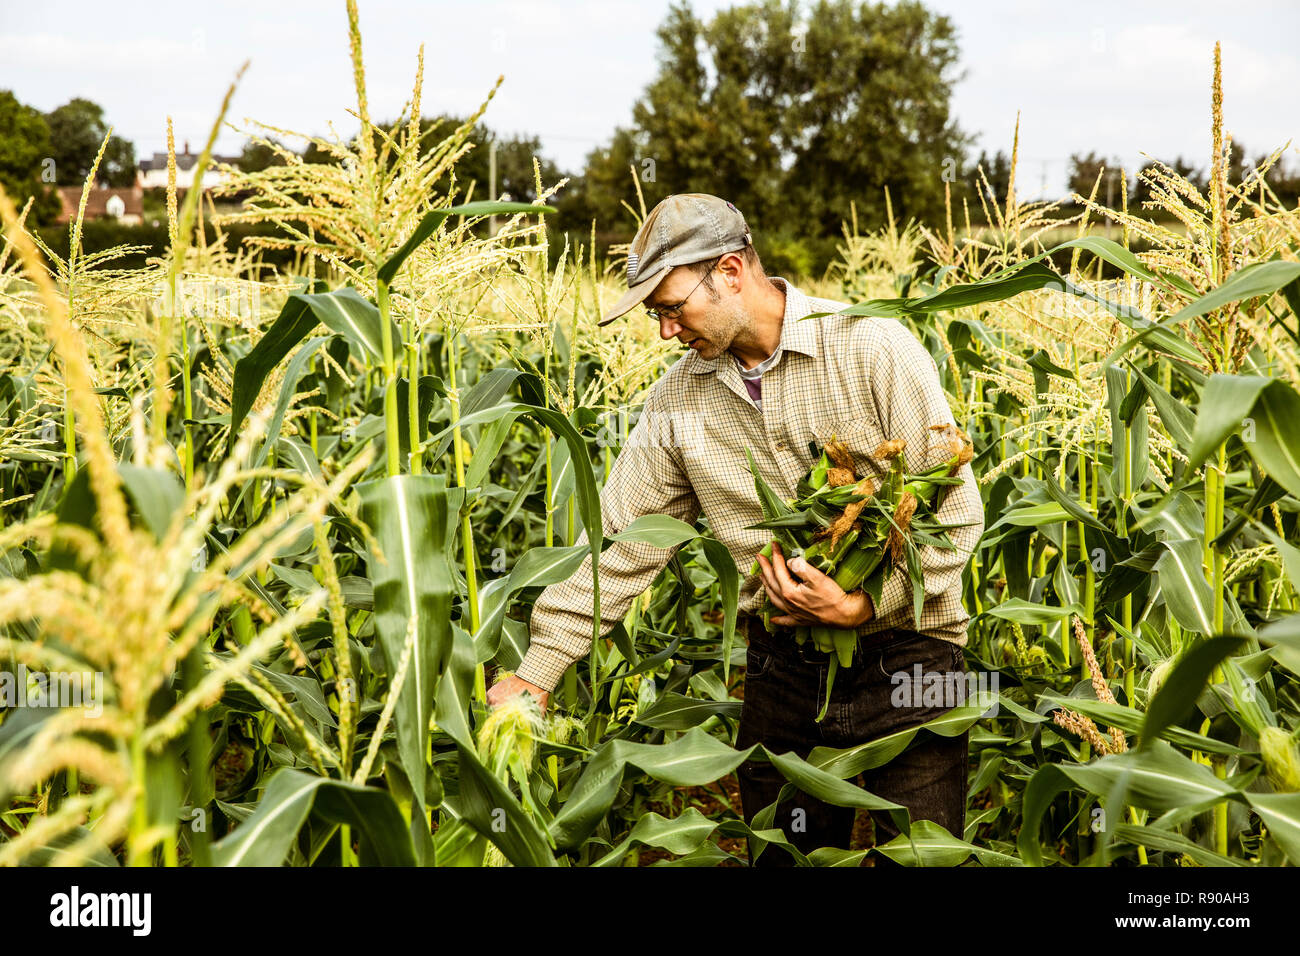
(735, 349, 780, 412)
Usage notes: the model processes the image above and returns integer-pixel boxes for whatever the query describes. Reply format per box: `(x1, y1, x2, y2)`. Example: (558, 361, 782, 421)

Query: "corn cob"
(746, 426, 973, 722)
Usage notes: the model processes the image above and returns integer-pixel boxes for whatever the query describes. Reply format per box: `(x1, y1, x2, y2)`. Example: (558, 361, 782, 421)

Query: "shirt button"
(774, 440, 787, 450)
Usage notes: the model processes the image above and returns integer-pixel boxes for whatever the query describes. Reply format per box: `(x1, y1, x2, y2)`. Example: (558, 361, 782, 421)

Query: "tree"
(301, 114, 565, 203)
(554, 127, 643, 239)
(1131, 156, 1207, 214)
(970, 148, 1012, 210)
(414, 114, 565, 206)
(569, 0, 972, 257)
(1244, 149, 1300, 209)
(44, 98, 137, 188)
(238, 137, 289, 173)
(0, 90, 61, 226)
(1067, 150, 1126, 209)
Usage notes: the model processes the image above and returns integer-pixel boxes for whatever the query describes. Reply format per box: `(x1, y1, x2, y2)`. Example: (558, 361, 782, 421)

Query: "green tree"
(570, 0, 972, 261)
(0, 90, 61, 226)
(299, 115, 565, 206)
(1244, 149, 1300, 209)
(969, 148, 1011, 209)
(44, 97, 137, 187)
(410, 114, 564, 205)
(1132, 156, 1207, 214)
(1067, 150, 1126, 209)
(238, 137, 289, 173)
(552, 126, 642, 240)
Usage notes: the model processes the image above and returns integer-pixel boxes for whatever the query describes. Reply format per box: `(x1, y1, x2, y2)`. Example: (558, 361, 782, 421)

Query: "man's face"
(645, 264, 747, 361)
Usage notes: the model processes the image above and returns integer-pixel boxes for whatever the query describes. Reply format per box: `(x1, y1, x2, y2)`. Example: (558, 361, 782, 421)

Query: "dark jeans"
(735, 614, 970, 866)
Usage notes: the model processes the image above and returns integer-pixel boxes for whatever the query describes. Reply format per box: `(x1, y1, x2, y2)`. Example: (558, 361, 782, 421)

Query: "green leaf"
(292, 287, 397, 365)
(806, 697, 996, 779)
(549, 728, 757, 850)
(607, 514, 699, 548)
(395, 375, 440, 464)
(1039, 468, 1109, 531)
(472, 544, 588, 662)
(1258, 615, 1300, 677)
(275, 435, 322, 481)
(448, 742, 558, 867)
(434, 622, 479, 750)
(700, 536, 740, 683)
(984, 599, 1085, 626)
(228, 335, 333, 516)
(356, 474, 460, 813)
(464, 415, 517, 491)
(1247, 379, 1300, 500)
(425, 402, 605, 659)
(989, 501, 1073, 530)
(1187, 374, 1271, 470)
(873, 819, 1023, 867)
(1153, 538, 1217, 636)
(1019, 741, 1239, 865)
(227, 285, 324, 453)
(1110, 823, 1247, 866)
(212, 769, 415, 866)
(1243, 792, 1300, 864)
(1039, 694, 1242, 755)
(1127, 361, 1196, 450)
(1141, 636, 1245, 747)
(764, 750, 908, 843)
(1167, 260, 1300, 327)
(803, 299, 912, 321)
(1104, 259, 1300, 366)
(632, 693, 742, 730)
(428, 367, 523, 462)
(591, 808, 719, 866)
(744, 447, 798, 553)
(1064, 739, 1237, 812)
(51, 463, 185, 567)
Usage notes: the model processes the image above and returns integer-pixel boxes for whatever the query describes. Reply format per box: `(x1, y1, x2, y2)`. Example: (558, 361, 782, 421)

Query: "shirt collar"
(685, 276, 820, 375)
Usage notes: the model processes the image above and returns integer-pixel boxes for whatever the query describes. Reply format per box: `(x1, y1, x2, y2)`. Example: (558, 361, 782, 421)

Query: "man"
(488, 193, 984, 865)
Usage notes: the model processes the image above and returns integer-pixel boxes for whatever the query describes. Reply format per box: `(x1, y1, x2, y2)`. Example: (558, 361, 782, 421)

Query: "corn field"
(2, 9, 1299, 867)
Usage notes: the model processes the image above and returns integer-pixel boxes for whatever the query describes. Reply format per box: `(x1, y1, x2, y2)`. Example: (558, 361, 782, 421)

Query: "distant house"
(55, 185, 144, 226)
(137, 140, 241, 191)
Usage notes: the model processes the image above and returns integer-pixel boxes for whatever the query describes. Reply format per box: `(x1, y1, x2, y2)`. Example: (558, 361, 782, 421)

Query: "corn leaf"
(356, 474, 459, 815)
(211, 768, 415, 866)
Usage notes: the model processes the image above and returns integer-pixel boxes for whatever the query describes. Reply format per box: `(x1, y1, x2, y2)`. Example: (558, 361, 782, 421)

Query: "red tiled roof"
(55, 185, 144, 224)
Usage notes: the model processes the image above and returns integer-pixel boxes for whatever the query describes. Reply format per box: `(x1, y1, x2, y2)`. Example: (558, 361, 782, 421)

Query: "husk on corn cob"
(745, 424, 974, 721)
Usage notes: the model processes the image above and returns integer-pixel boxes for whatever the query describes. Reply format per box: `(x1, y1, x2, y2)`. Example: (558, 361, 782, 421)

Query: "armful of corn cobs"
(744, 424, 975, 721)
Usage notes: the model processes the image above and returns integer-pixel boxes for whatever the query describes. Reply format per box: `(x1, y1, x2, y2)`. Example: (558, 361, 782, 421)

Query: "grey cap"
(599, 193, 753, 327)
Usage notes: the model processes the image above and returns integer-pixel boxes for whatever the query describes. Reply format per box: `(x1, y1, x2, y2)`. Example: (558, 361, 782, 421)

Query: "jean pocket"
(746, 645, 774, 679)
(875, 633, 956, 682)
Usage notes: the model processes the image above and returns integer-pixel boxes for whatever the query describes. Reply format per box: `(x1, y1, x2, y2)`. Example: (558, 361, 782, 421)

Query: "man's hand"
(486, 674, 550, 713)
(755, 540, 875, 629)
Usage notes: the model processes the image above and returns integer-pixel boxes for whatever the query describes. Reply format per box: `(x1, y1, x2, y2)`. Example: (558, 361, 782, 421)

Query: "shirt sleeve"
(513, 383, 702, 692)
(863, 321, 985, 629)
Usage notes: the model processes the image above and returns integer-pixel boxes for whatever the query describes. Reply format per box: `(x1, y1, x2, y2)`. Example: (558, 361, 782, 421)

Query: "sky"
(3, 0, 1298, 200)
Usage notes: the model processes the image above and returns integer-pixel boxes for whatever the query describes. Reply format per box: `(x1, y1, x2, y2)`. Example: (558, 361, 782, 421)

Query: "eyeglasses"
(644, 258, 721, 321)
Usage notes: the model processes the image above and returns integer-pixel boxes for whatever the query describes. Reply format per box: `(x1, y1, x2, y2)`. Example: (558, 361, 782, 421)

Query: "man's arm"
(866, 321, 985, 626)
(510, 383, 701, 693)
